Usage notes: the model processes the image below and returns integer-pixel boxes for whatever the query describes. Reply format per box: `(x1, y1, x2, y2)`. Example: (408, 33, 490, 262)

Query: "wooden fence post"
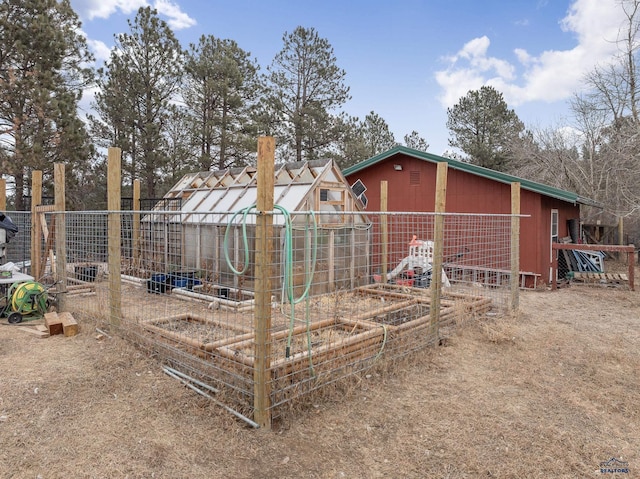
(254, 136, 275, 429)
(31, 171, 42, 279)
(380, 181, 388, 283)
(54, 164, 67, 312)
(511, 182, 521, 311)
(133, 179, 141, 269)
(430, 162, 448, 340)
(0, 178, 6, 211)
(108, 148, 122, 328)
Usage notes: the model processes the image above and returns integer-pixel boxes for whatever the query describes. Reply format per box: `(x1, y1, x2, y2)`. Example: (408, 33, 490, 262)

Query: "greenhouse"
(139, 159, 372, 298)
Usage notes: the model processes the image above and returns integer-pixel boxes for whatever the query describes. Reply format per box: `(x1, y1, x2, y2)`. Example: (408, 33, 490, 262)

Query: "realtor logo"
(600, 457, 629, 474)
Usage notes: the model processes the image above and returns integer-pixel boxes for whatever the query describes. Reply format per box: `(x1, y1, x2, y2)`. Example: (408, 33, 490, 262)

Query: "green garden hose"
(224, 205, 318, 367)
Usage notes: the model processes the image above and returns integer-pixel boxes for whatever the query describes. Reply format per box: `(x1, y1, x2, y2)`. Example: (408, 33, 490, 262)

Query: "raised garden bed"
(141, 313, 252, 355)
(215, 317, 385, 379)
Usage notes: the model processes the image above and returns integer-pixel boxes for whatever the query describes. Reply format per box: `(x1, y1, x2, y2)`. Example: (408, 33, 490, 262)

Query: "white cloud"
(154, 0, 196, 30)
(87, 39, 112, 63)
(435, 0, 627, 108)
(436, 35, 516, 107)
(74, 0, 146, 20)
(73, 0, 195, 30)
(514, 48, 532, 65)
(458, 36, 491, 59)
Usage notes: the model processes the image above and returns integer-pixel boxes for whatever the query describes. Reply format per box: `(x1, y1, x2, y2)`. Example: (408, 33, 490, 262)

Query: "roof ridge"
(342, 145, 602, 208)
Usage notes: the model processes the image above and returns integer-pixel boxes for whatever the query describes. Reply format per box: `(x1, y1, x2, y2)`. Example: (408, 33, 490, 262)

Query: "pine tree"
(446, 86, 524, 171)
(89, 7, 182, 198)
(183, 35, 260, 171)
(264, 27, 350, 162)
(403, 131, 429, 152)
(0, 0, 94, 210)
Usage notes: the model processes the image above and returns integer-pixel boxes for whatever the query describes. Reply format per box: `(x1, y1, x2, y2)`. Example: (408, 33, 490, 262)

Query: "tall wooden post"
(618, 217, 624, 246)
(0, 178, 6, 211)
(133, 179, 141, 268)
(54, 164, 67, 312)
(429, 162, 448, 340)
(254, 136, 275, 429)
(510, 183, 521, 311)
(107, 148, 122, 327)
(380, 181, 388, 283)
(618, 217, 625, 263)
(31, 171, 43, 279)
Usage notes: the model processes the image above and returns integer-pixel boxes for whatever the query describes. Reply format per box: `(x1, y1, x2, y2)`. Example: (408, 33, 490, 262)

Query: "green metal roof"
(342, 145, 602, 208)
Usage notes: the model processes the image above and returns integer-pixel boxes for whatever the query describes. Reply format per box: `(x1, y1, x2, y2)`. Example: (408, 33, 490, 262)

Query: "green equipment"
(1, 280, 50, 324)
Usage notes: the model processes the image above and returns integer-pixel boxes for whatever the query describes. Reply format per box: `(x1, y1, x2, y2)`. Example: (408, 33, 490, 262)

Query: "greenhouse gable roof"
(150, 159, 367, 225)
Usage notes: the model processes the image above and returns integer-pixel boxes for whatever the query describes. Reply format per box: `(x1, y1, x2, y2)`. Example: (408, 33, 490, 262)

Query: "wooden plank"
(108, 147, 122, 327)
(254, 136, 275, 429)
(59, 312, 79, 337)
(628, 249, 635, 291)
(380, 181, 388, 283)
(430, 162, 447, 337)
(44, 312, 63, 335)
(553, 243, 633, 253)
(0, 178, 5, 211)
(133, 179, 141, 267)
(17, 327, 49, 339)
(39, 215, 55, 278)
(510, 182, 520, 311)
(552, 242, 635, 291)
(54, 163, 67, 312)
(34, 204, 57, 213)
(31, 170, 42, 280)
(573, 271, 629, 284)
(328, 230, 335, 289)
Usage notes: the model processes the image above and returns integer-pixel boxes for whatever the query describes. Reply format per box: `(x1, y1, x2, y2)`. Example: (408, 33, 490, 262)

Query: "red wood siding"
(345, 153, 581, 285)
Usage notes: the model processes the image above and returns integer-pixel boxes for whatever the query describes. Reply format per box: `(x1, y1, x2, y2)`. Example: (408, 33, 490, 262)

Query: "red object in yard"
(395, 269, 414, 286)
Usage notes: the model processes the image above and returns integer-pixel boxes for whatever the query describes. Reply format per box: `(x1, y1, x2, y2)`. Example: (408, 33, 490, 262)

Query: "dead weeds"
(1, 278, 639, 478)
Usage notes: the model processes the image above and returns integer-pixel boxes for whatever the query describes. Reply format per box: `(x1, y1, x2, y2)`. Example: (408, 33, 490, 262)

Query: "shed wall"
(345, 153, 581, 285)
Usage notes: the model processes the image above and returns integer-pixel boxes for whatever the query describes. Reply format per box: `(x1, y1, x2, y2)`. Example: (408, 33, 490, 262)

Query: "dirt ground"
(1, 271, 639, 478)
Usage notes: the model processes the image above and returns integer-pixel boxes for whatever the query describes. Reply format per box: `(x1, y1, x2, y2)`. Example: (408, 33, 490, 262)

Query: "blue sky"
(71, 0, 628, 155)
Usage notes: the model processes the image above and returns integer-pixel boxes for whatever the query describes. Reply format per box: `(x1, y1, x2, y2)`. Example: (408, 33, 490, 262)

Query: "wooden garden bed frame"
(141, 313, 253, 355)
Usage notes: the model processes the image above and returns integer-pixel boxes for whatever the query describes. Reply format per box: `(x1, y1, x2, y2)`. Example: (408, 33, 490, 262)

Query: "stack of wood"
(15, 311, 80, 339)
(44, 311, 79, 337)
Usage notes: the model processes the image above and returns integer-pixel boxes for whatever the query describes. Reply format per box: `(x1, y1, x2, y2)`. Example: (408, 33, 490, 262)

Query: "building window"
(550, 209, 559, 272)
(318, 187, 345, 224)
(551, 209, 558, 240)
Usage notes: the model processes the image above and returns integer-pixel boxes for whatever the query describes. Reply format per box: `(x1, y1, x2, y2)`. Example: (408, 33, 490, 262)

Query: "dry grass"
(480, 311, 520, 344)
(1, 275, 639, 478)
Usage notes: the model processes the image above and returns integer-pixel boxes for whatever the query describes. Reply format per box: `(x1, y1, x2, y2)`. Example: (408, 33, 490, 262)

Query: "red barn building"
(343, 146, 601, 287)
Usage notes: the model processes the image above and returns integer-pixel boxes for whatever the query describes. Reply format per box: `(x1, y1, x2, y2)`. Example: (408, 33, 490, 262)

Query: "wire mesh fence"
(4, 209, 515, 423)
